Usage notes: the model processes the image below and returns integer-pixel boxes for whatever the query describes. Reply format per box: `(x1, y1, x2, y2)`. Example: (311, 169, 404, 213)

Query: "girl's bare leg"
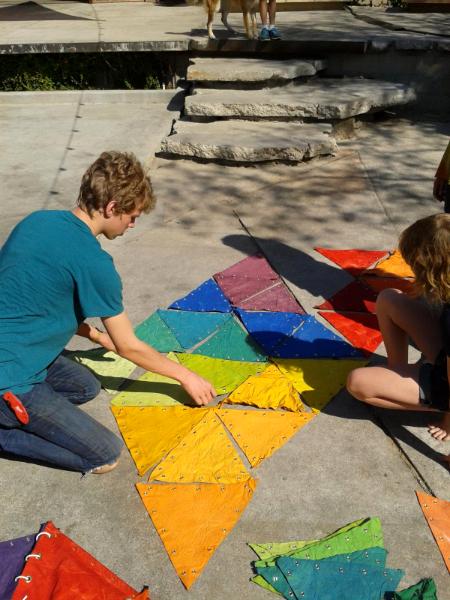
(376, 288, 442, 367)
(268, 0, 276, 25)
(347, 289, 449, 459)
(259, 0, 267, 26)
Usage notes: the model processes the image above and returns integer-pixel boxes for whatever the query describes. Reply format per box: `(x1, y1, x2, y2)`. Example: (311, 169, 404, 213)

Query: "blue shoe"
(269, 26, 281, 40)
(259, 27, 270, 41)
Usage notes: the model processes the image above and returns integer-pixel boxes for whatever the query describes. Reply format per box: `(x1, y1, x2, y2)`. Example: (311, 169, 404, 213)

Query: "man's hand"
(102, 312, 216, 406)
(179, 371, 216, 406)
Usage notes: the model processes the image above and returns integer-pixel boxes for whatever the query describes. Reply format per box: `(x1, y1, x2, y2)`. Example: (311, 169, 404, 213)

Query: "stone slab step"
(185, 79, 416, 119)
(160, 120, 337, 162)
(186, 58, 326, 83)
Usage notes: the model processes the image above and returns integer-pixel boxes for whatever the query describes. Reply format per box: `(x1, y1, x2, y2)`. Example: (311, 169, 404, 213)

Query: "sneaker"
(269, 26, 281, 40)
(259, 27, 270, 41)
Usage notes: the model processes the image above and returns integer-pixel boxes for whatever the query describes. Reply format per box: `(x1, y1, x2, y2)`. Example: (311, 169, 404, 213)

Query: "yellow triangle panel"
(111, 406, 207, 476)
(416, 490, 450, 572)
(111, 354, 191, 407)
(273, 359, 367, 412)
(226, 364, 304, 412)
(150, 410, 250, 484)
(176, 353, 267, 395)
(217, 408, 315, 467)
(366, 249, 414, 279)
(136, 478, 257, 589)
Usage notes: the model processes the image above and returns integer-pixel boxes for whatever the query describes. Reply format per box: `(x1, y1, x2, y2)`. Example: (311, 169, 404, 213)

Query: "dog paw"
(208, 32, 217, 39)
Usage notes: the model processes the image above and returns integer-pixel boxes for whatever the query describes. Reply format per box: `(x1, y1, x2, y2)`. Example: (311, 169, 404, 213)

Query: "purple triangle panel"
(214, 253, 279, 283)
(238, 282, 306, 314)
(0, 525, 44, 600)
(168, 279, 232, 313)
(215, 275, 273, 305)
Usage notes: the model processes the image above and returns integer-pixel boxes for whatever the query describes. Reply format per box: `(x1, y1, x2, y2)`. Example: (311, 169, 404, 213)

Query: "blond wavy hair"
(77, 151, 155, 216)
(399, 213, 450, 303)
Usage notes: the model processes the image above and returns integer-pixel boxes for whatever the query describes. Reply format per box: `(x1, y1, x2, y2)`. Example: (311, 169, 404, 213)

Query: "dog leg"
(205, 0, 219, 39)
(251, 10, 257, 39)
(221, 0, 237, 33)
(243, 11, 253, 39)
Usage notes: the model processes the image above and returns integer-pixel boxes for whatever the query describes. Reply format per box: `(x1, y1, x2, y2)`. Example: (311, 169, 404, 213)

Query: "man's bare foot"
(428, 411, 450, 442)
(90, 460, 119, 474)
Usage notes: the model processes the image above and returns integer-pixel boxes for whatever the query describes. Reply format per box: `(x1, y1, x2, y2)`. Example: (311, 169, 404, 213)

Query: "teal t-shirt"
(0, 210, 124, 395)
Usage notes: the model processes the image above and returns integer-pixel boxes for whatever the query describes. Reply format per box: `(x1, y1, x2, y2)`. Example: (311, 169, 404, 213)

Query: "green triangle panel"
(193, 317, 267, 362)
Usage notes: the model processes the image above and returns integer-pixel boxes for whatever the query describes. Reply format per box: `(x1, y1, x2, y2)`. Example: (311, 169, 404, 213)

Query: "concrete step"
(186, 58, 326, 84)
(185, 79, 416, 119)
(160, 120, 337, 162)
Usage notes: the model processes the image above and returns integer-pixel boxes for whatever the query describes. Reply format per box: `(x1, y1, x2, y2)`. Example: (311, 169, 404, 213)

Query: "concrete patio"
(0, 3, 449, 598)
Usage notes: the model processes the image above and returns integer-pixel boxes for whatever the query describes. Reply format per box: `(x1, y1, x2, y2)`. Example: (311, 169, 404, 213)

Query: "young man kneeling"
(0, 151, 215, 474)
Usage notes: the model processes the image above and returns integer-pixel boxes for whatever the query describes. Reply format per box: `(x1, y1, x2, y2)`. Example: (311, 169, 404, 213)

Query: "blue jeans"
(0, 355, 123, 472)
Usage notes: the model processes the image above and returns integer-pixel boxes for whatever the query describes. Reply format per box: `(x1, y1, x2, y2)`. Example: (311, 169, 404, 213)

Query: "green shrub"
(0, 53, 163, 92)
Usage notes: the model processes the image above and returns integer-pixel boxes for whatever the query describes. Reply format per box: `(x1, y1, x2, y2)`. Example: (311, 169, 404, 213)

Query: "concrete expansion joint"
(371, 410, 436, 498)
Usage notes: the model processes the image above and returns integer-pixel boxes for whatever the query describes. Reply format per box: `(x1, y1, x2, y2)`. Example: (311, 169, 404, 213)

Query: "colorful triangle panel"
(315, 248, 388, 276)
(225, 364, 304, 412)
(250, 517, 383, 562)
(274, 358, 367, 411)
(361, 275, 415, 296)
(136, 478, 257, 589)
(416, 491, 450, 572)
(316, 279, 378, 313)
(111, 352, 192, 407)
(176, 353, 267, 395)
(273, 315, 362, 359)
(11, 522, 148, 600)
(214, 253, 279, 282)
(249, 517, 384, 566)
(68, 349, 136, 394)
(134, 311, 183, 352)
(0, 528, 40, 600)
(319, 311, 382, 356)
(150, 410, 250, 484)
(158, 309, 230, 349)
(111, 406, 207, 475)
(365, 249, 414, 279)
(276, 552, 403, 600)
(214, 255, 280, 305)
(235, 309, 304, 355)
(193, 316, 267, 362)
(168, 278, 232, 313)
(238, 282, 306, 314)
(217, 407, 315, 467)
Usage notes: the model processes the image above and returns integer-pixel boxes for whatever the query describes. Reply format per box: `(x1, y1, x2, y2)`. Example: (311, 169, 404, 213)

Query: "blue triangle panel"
(273, 315, 363, 358)
(235, 308, 305, 355)
(169, 279, 232, 313)
(157, 309, 231, 350)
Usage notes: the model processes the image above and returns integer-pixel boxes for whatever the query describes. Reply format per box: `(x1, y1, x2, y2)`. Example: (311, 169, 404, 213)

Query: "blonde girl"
(347, 214, 450, 460)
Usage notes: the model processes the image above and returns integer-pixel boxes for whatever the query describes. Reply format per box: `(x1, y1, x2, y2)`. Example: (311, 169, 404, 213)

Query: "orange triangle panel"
(315, 248, 388, 276)
(111, 406, 207, 476)
(365, 249, 414, 279)
(416, 490, 450, 572)
(149, 409, 250, 483)
(136, 479, 257, 589)
(319, 311, 382, 356)
(217, 408, 315, 467)
(360, 275, 414, 295)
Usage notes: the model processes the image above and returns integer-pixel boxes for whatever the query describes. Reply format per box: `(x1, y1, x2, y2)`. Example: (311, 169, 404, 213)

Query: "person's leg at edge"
(258, 0, 270, 40)
(0, 380, 122, 473)
(346, 288, 449, 460)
